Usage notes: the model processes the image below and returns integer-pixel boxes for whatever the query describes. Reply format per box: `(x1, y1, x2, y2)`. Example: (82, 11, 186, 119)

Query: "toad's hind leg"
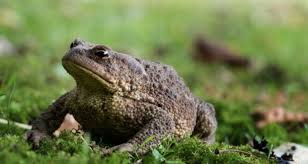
(192, 101, 217, 144)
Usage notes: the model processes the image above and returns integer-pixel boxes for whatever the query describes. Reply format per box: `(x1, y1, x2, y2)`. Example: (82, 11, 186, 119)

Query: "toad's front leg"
(26, 92, 71, 147)
(102, 106, 175, 155)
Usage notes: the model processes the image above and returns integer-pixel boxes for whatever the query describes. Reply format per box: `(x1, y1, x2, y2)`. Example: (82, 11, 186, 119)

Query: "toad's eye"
(93, 45, 111, 58)
(95, 50, 109, 58)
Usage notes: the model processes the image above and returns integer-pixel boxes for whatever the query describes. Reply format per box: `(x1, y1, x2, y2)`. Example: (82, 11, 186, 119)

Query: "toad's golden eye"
(95, 50, 109, 58)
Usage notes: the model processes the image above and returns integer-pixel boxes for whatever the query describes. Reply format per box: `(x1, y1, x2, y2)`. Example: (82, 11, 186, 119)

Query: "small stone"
(0, 36, 17, 56)
(274, 143, 308, 164)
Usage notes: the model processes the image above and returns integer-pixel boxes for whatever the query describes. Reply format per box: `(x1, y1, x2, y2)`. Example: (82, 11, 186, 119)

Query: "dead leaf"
(252, 107, 308, 128)
(193, 37, 251, 68)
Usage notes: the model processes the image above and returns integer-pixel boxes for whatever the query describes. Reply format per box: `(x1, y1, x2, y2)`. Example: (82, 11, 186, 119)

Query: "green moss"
(36, 132, 87, 155)
(213, 100, 255, 145)
(0, 0, 308, 163)
(0, 124, 24, 137)
(143, 137, 274, 164)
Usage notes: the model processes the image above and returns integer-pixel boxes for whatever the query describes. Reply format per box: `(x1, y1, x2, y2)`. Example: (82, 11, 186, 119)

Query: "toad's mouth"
(62, 53, 117, 90)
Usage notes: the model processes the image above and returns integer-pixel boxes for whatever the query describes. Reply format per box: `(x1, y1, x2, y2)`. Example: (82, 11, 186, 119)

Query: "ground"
(0, 0, 307, 163)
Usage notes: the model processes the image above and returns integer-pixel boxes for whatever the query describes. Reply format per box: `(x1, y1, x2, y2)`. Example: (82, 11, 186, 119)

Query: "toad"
(26, 39, 217, 154)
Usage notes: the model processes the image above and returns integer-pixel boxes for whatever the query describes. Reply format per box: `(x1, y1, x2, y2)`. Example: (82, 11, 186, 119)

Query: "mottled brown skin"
(26, 39, 217, 154)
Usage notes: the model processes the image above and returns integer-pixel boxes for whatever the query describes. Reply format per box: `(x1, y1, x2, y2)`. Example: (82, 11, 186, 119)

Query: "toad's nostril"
(70, 38, 83, 49)
(70, 42, 77, 49)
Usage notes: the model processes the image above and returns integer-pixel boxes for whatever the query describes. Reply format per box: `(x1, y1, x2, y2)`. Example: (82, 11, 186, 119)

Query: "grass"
(0, 0, 307, 163)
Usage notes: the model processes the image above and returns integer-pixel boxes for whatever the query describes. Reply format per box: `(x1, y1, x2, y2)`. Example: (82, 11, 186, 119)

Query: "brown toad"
(26, 39, 217, 154)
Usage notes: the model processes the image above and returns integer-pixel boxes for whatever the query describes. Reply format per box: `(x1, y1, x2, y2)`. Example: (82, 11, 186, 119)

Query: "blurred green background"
(0, 0, 307, 163)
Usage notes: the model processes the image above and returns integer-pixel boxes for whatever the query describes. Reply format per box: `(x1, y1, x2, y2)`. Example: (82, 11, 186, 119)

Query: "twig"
(0, 118, 32, 130)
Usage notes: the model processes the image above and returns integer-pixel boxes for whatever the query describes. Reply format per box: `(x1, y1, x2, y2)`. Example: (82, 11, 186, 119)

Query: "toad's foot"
(25, 130, 49, 148)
